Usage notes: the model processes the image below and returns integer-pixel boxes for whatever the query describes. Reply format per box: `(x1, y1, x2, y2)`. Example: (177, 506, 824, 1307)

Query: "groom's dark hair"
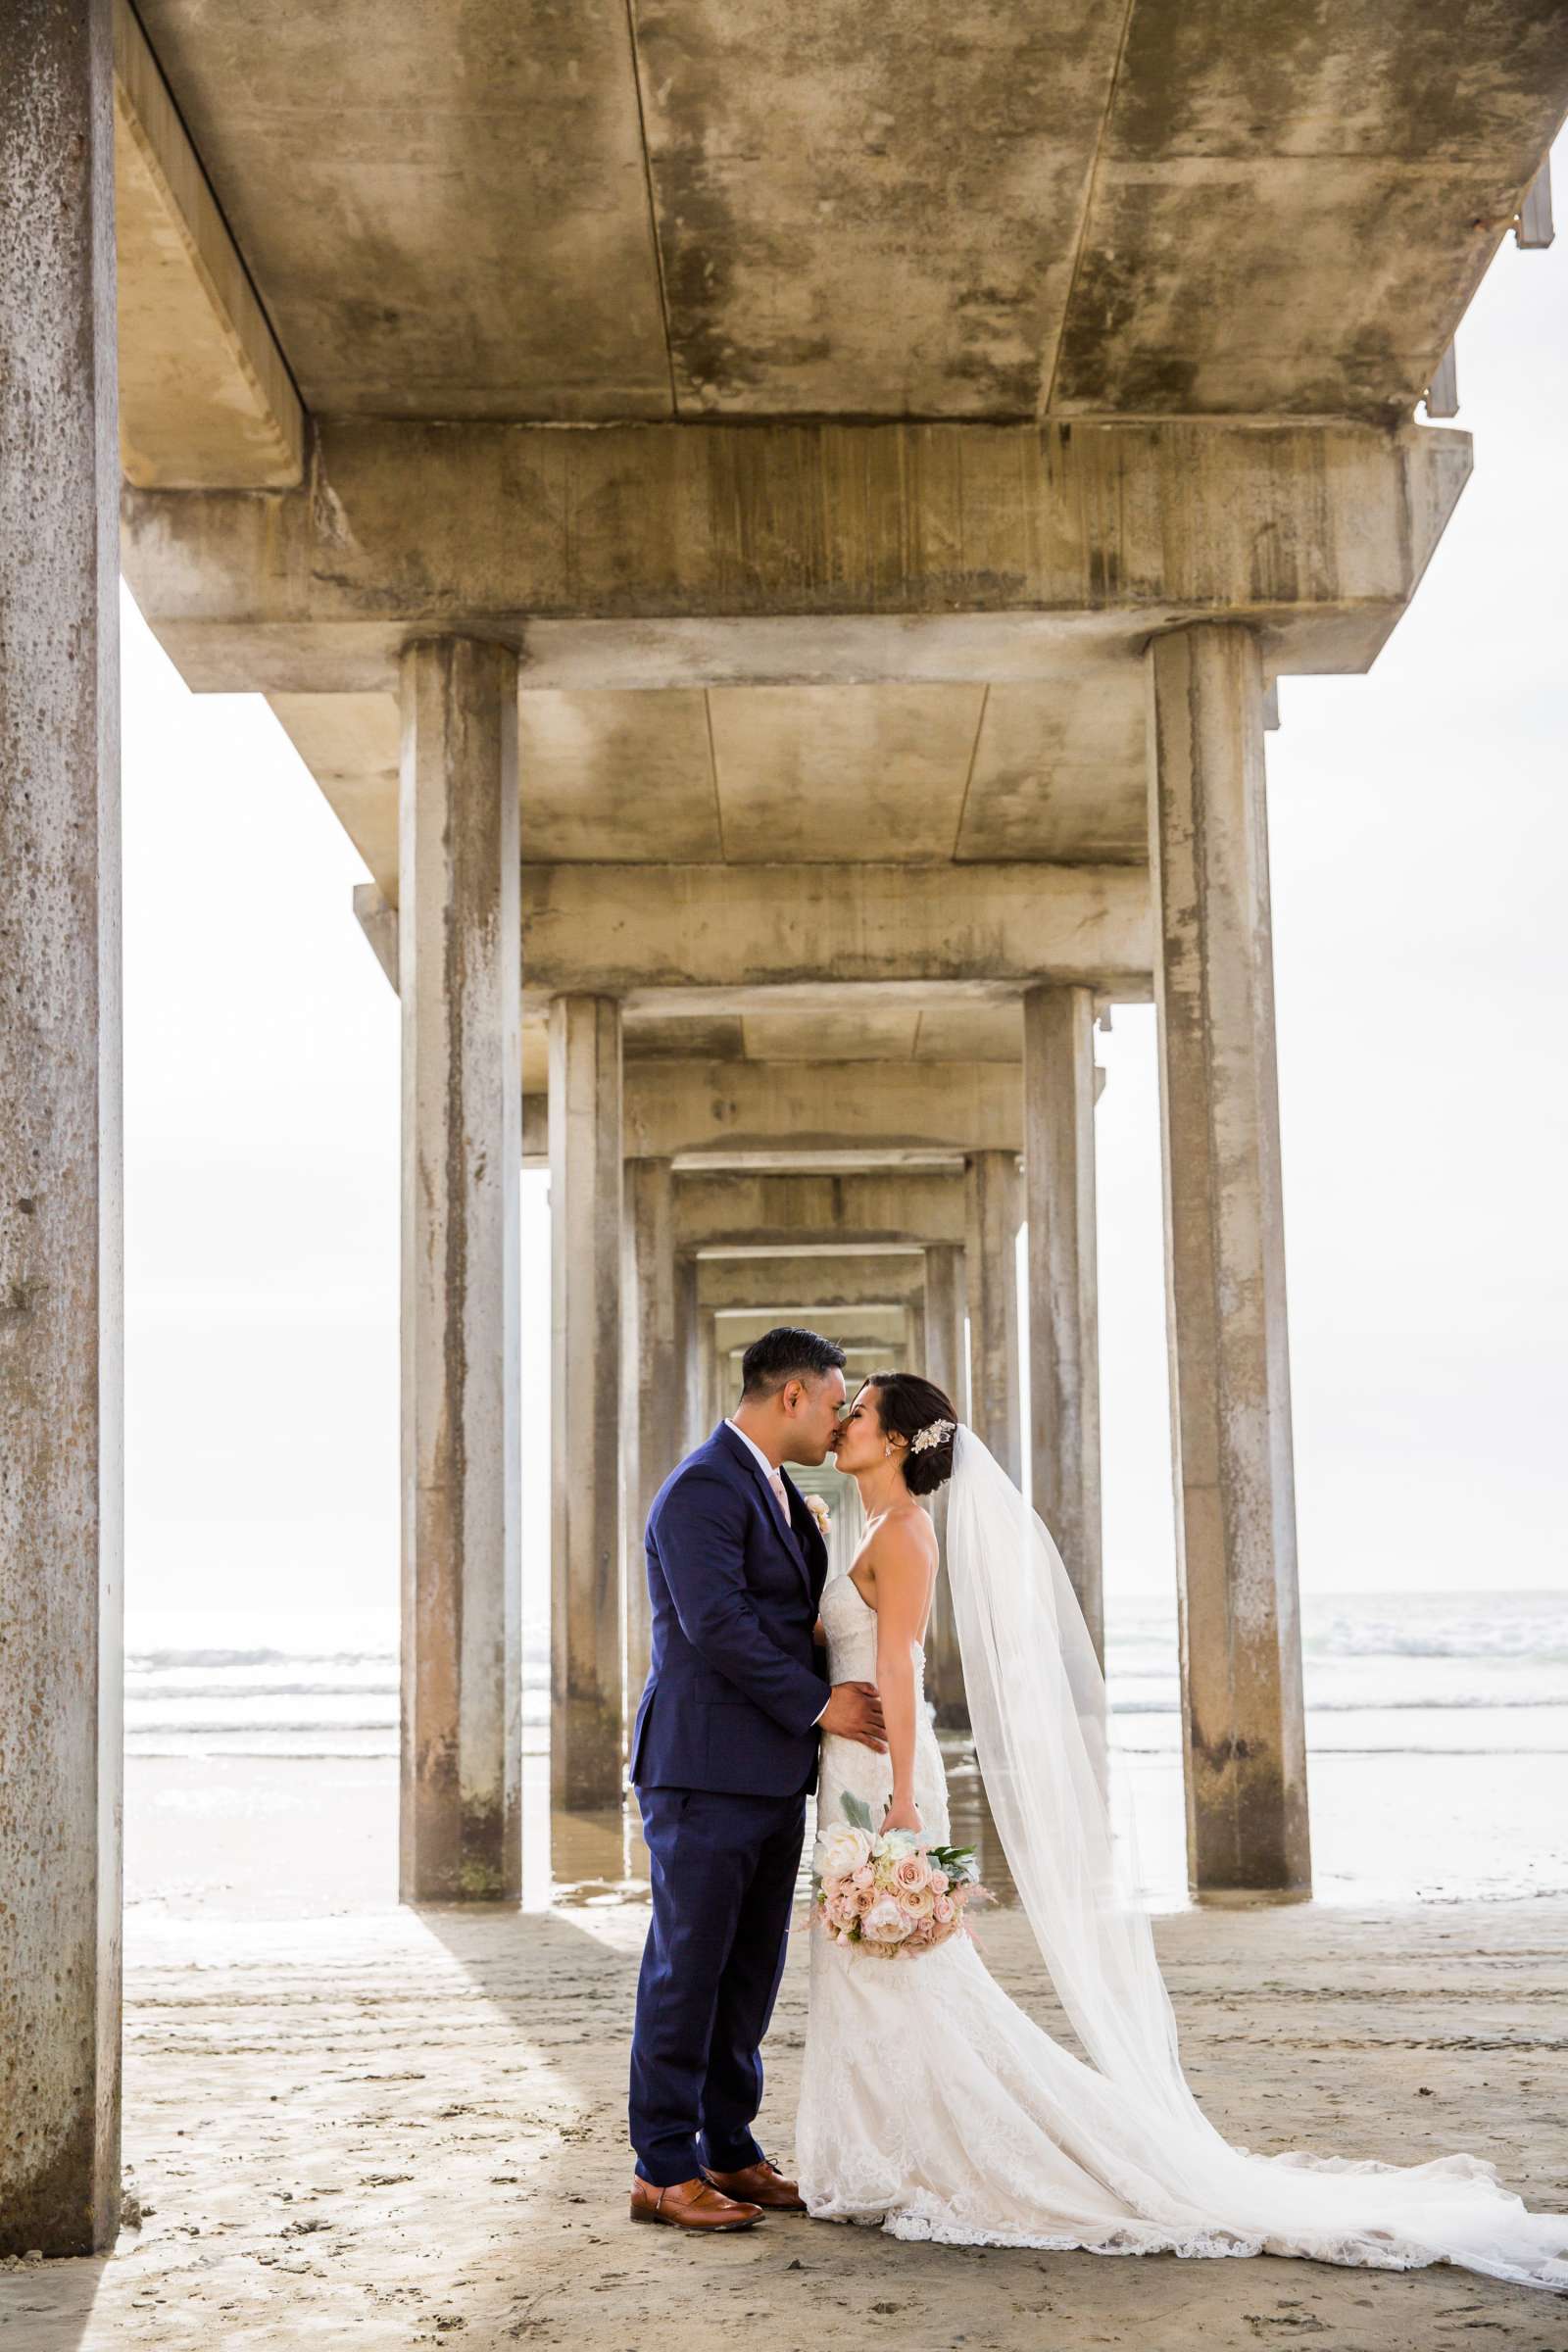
(740, 1325, 847, 1399)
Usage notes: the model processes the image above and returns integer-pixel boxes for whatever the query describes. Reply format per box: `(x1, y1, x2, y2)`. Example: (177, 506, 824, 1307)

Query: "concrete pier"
(964, 1150, 1023, 1484)
(920, 1243, 969, 1727)
(5, 4, 1557, 2165)
(1147, 625, 1310, 1902)
(398, 639, 521, 1903)
(626, 1158, 677, 1702)
(0, 0, 123, 2258)
(549, 995, 625, 1813)
(1023, 984, 1104, 1662)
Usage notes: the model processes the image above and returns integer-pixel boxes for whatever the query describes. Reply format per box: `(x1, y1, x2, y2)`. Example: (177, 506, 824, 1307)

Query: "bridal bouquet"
(811, 1793, 989, 1958)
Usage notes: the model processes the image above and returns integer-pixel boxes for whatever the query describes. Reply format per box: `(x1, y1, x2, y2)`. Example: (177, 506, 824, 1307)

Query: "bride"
(795, 1371, 1568, 2291)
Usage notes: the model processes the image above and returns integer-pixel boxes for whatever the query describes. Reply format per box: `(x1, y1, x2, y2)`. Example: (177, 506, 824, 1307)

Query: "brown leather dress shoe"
(629, 2176, 763, 2230)
(701, 2159, 808, 2213)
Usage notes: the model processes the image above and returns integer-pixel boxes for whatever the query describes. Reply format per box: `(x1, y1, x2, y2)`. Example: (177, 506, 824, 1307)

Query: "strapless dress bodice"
(815, 1573, 947, 1841)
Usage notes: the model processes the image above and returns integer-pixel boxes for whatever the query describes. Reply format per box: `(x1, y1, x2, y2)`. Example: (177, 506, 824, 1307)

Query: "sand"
(4, 1762, 1567, 2351)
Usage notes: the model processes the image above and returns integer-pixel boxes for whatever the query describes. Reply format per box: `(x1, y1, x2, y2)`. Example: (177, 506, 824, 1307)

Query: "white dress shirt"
(725, 1418, 830, 1727)
(725, 1416, 791, 1525)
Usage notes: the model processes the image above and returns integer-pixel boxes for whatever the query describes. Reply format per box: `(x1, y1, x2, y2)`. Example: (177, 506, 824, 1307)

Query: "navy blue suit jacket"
(630, 1423, 832, 1796)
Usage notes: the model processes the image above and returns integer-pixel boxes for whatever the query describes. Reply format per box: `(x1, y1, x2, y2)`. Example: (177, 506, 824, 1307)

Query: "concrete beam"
(0, 0, 122, 2256)
(715, 1306, 909, 1353)
(676, 1171, 966, 1253)
(524, 862, 1150, 997)
(696, 1254, 928, 1312)
(121, 416, 1469, 692)
(627, 1060, 1021, 1164)
(354, 864, 1150, 996)
(112, 0, 303, 487)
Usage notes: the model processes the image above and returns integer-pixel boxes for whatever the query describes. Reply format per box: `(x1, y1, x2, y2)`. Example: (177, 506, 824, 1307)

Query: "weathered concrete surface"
(398, 640, 521, 1904)
(0, 0, 123, 2260)
(697, 1302, 721, 1435)
(964, 1150, 1023, 1483)
(626, 1158, 677, 1702)
(1049, 0, 1568, 418)
(620, 1058, 1025, 1165)
(922, 1242, 970, 1730)
(120, 0, 1568, 431)
(1147, 625, 1310, 1902)
(697, 1253, 928, 1312)
(120, 416, 1471, 692)
(112, 0, 302, 487)
(676, 1249, 702, 1457)
(549, 997, 625, 1813)
(134, 0, 670, 422)
(715, 1304, 909, 1355)
(523, 860, 1150, 997)
(1023, 983, 1104, 1662)
(355, 862, 1150, 1001)
(676, 1171, 966, 1253)
(16, 1895, 1567, 2349)
(274, 668, 1146, 888)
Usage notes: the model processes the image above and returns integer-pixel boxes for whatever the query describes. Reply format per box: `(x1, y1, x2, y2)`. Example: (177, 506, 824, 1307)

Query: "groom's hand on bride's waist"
(819, 1682, 888, 1751)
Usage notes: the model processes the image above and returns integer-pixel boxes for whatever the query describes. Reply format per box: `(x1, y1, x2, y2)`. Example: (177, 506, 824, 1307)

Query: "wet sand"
(5, 1761, 1567, 2350)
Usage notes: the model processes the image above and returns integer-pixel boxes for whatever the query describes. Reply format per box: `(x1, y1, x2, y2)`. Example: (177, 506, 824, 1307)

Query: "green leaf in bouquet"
(840, 1791, 875, 1833)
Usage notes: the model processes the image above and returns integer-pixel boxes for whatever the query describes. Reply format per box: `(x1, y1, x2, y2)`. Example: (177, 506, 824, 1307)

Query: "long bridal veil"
(943, 1426, 1568, 2291)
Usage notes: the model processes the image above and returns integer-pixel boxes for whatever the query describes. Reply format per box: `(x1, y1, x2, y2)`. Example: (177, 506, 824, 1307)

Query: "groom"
(626, 1326, 887, 2230)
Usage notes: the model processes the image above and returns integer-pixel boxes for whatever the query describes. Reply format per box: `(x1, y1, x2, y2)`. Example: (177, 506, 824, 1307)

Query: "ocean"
(122, 1589, 1568, 1910)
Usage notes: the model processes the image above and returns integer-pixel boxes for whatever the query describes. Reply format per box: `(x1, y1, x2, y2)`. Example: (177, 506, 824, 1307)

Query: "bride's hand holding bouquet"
(811, 1793, 991, 1960)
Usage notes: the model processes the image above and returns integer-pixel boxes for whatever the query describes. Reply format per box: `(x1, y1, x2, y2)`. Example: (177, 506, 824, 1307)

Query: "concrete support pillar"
(1023, 984, 1104, 1664)
(549, 995, 624, 1812)
(921, 1245, 968, 1730)
(0, 0, 122, 2256)
(399, 637, 521, 1903)
(963, 1151, 1022, 1483)
(627, 1158, 678, 1703)
(1147, 624, 1310, 1901)
(698, 1305, 722, 1433)
(675, 1251, 700, 1456)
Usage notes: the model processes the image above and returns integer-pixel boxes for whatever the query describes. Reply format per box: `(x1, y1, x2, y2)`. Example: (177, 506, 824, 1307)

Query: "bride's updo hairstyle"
(859, 1372, 958, 1497)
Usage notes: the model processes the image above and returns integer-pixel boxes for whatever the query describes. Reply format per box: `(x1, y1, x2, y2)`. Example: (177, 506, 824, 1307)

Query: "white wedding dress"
(794, 1438, 1568, 2291)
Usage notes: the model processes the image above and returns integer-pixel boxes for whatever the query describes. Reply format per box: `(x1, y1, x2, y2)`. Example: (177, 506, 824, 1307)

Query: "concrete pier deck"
(5, 1897, 1564, 2350)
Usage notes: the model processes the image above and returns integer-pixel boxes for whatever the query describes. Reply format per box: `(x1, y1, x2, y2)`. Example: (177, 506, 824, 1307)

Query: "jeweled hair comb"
(908, 1418, 956, 1455)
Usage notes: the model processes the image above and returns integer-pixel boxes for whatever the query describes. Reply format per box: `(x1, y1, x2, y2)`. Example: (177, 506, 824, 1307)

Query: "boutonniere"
(804, 1494, 832, 1539)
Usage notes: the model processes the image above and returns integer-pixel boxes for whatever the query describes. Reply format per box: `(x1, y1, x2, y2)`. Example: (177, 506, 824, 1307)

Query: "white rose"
(860, 1895, 912, 1944)
(814, 1823, 874, 1884)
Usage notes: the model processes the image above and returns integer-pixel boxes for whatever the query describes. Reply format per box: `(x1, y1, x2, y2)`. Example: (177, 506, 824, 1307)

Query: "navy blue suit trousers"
(629, 1784, 807, 2184)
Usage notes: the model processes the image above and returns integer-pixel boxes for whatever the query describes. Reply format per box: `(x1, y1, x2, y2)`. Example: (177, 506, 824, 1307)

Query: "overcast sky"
(122, 145, 1567, 1626)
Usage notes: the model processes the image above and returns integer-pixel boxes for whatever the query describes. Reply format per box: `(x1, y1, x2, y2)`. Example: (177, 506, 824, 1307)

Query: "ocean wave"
(1109, 1628, 1568, 1664)
(125, 1647, 396, 1672)
(1303, 1629, 1568, 1663)
(124, 1717, 398, 1735)
(123, 1680, 400, 1700)
(1104, 1693, 1568, 1716)
(120, 1694, 1568, 1733)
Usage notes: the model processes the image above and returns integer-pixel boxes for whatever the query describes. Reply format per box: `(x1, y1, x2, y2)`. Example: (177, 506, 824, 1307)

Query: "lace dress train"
(795, 1574, 1568, 2289)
